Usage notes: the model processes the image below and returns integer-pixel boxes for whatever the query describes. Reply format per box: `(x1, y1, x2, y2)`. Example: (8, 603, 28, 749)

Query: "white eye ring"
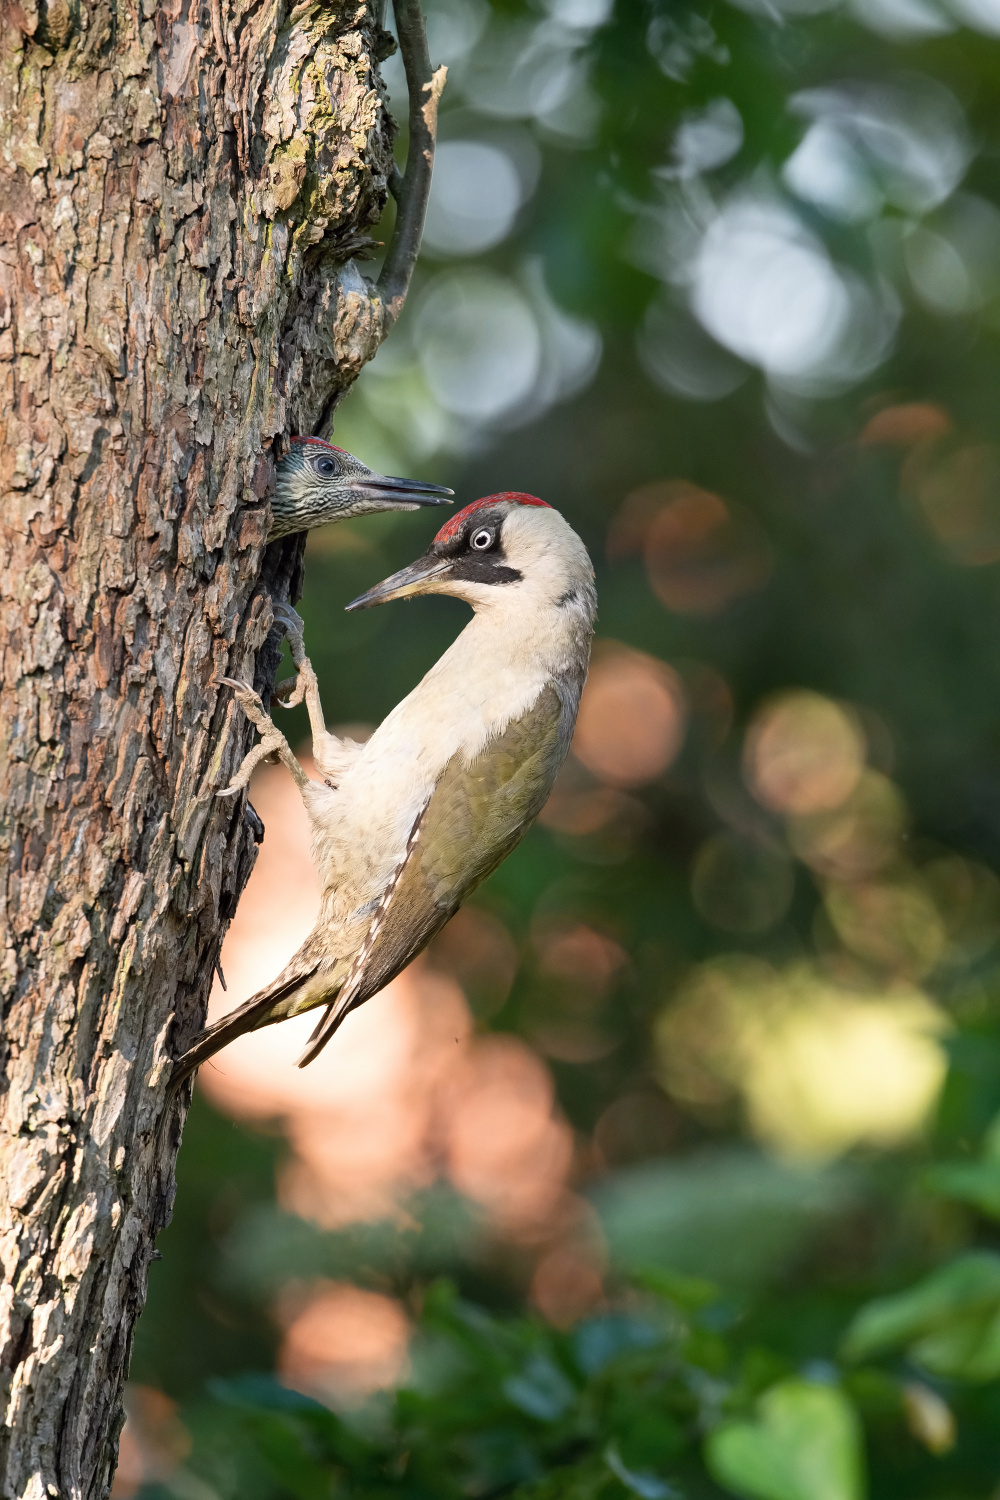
(471, 528, 493, 551)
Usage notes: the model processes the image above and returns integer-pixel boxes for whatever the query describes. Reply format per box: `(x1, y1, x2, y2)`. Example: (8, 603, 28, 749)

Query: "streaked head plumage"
(267, 439, 453, 540)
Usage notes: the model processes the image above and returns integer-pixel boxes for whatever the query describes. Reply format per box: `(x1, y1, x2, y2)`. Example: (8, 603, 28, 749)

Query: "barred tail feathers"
(170, 938, 344, 1088)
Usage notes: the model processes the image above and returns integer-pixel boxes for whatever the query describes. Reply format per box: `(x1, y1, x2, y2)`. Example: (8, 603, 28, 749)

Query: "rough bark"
(0, 0, 419, 1493)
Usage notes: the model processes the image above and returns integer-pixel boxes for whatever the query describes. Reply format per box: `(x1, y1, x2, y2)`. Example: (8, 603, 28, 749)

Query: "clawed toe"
(217, 676, 269, 725)
(214, 626, 312, 800)
(274, 670, 309, 711)
(273, 677, 300, 709)
(272, 602, 305, 637)
(272, 601, 309, 674)
(215, 727, 290, 798)
(217, 675, 263, 709)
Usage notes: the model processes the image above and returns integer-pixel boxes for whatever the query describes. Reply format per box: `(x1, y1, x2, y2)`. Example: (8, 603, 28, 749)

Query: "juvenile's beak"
(352, 474, 453, 510)
(346, 552, 451, 610)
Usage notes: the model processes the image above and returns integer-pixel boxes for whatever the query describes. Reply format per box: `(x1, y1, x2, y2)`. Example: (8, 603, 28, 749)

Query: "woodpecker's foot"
(217, 676, 271, 731)
(264, 607, 350, 784)
(272, 600, 306, 647)
(215, 676, 308, 795)
(267, 607, 344, 782)
(272, 602, 307, 686)
(271, 602, 317, 713)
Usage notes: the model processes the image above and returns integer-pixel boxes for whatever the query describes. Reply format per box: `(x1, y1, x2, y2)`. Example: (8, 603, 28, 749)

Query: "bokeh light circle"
(643, 483, 772, 616)
(744, 691, 866, 815)
(415, 270, 542, 420)
(573, 645, 688, 787)
(423, 141, 524, 256)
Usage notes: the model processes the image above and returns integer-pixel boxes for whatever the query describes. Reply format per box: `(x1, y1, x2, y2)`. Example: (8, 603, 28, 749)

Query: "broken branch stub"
(377, 0, 447, 334)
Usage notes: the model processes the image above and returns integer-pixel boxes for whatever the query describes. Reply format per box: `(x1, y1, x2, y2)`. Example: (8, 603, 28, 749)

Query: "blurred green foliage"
(131, 0, 1000, 1494)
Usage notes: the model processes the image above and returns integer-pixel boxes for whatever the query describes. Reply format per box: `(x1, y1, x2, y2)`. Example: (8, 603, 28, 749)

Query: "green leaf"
(705, 1381, 864, 1500)
(911, 1308, 1000, 1382)
(516, 1454, 620, 1499)
(503, 1354, 577, 1422)
(206, 1374, 329, 1414)
(924, 1160, 1000, 1218)
(841, 1252, 1000, 1379)
(572, 1313, 662, 1376)
(604, 1440, 681, 1499)
(592, 1153, 851, 1291)
(633, 1267, 720, 1312)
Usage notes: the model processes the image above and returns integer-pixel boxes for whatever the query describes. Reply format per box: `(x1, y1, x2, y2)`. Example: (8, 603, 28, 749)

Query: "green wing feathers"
(297, 686, 569, 1066)
(174, 686, 571, 1083)
(419, 683, 568, 903)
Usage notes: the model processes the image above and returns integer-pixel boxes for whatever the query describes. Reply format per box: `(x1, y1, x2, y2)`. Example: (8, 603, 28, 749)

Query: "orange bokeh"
(111, 1387, 190, 1499)
(744, 691, 866, 817)
(859, 401, 952, 449)
(639, 481, 772, 617)
(536, 924, 628, 996)
(539, 765, 646, 842)
(197, 758, 589, 1362)
(530, 1242, 606, 1328)
(442, 1035, 577, 1236)
(276, 1281, 411, 1407)
(913, 442, 1000, 567)
(572, 643, 687, 788)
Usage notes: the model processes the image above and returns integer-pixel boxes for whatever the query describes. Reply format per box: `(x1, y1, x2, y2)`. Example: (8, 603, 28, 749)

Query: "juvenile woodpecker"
(268, 436, 453, 539)
(175, 493, 596, 1080)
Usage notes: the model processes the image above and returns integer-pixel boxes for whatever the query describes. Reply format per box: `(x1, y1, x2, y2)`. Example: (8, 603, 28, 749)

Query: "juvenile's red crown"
(289, 436, 348, 455)
(434, 492, 550, 544)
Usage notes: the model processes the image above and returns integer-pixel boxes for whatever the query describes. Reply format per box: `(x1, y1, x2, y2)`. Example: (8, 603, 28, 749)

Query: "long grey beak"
(353, 474, 453, 510)
(346, 553, 451, 610)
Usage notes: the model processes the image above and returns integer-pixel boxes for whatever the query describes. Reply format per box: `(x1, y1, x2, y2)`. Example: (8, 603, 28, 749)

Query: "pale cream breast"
(300, 501, 595, 937)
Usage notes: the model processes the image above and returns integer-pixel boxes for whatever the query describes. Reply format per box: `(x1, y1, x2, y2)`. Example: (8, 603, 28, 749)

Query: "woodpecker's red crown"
(289, 436, 348, 455)
(433, 493, 551, 544)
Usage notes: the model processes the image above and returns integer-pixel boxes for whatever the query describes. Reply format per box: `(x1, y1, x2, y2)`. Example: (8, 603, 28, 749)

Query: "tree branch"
(377, 0, 446, 332)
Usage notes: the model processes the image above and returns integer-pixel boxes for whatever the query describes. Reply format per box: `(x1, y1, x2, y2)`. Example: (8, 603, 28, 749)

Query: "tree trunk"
(0, 0, 428, 1492)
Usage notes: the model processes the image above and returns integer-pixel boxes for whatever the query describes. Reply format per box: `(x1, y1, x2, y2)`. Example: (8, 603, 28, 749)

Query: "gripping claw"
(272, 602, 306, 638)
(214, 668, 309, 797)
(273, 677, 299, 709)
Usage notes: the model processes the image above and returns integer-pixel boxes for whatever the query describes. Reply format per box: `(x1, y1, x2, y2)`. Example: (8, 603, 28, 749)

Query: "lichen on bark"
(0, 0, 419, 1493)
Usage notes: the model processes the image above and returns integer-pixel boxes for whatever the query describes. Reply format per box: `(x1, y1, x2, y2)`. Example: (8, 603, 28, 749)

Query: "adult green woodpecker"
(268, 436, 453, 538)
(174, 492, 596, 1079)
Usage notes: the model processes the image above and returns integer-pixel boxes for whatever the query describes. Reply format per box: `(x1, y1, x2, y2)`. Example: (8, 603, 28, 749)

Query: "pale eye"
(313, 455, 338, 478)
(470, 528, 494, 551)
